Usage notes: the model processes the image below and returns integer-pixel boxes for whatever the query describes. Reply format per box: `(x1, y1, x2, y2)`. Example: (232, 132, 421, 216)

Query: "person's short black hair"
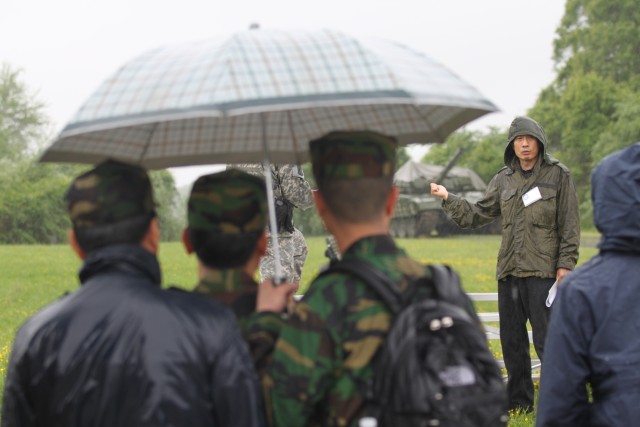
(74, 213, 154, 253)
(188, 228, 262, 269)
(318, 176, 393, 223)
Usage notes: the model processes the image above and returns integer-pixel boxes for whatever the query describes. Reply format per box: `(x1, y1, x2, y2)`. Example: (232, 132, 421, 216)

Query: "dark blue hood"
(591, 143, 640, 252)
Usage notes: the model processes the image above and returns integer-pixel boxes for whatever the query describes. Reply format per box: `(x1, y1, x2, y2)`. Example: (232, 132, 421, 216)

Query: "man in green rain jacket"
(430, 116, 580, 413)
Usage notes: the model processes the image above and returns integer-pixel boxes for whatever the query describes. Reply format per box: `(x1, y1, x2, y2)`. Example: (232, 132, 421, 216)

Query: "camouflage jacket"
(442, 156, 580, 280)
(193, 269, 257, 336)
(246, 235, 472, 427)
(231, 163, 313, 232)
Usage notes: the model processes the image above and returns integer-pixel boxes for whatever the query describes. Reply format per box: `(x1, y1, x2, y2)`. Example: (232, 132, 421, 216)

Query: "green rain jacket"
(442, 117, 580, 280)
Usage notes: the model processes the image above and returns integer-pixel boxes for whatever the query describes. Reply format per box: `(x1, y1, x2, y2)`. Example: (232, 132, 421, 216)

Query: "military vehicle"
(390, 148, 501, 237)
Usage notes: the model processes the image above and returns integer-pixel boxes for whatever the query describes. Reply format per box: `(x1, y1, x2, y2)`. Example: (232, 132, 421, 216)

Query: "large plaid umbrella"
(41, 28, 497, 168)
(40, 28, 497, 280)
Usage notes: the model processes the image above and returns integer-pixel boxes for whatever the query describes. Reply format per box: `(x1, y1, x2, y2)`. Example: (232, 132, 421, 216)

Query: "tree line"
(0, 64, 185, 243)
(2, 0, 637, 242)
(424, 0, 640, 230)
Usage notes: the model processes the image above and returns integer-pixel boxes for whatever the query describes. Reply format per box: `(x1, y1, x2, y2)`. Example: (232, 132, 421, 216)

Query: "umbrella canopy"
(41, 28, 497, 168)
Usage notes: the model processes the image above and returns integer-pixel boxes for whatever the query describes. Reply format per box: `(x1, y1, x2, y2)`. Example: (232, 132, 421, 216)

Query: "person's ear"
(385, 185, 400, 217)
(140, 217, 160, 254)
(313, 190, 335, 232)
(313, 190, 328, 218)
(256, 230, 268, 257)
(182, 229, 194, 254)
(68, 229, 86, 260)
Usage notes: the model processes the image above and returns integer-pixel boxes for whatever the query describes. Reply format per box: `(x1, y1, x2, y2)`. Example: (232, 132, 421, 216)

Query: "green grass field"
(0, 233, 600, 426)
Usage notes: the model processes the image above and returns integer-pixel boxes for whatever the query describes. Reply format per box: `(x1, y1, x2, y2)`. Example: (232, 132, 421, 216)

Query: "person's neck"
(329, 221, 389, 254)
(519, 157, 538, 172)
(197, 261, 254, 282)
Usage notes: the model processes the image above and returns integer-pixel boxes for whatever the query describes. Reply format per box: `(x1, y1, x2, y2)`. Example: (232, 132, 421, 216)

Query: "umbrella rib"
(137, 122, 159, 166)
(286, 110, 303, 164)
(411, 104, 445, 143)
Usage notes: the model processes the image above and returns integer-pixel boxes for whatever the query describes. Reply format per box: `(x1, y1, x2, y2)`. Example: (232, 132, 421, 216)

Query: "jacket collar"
(195, 268, 256, 294)
(79, 244, 161, 285)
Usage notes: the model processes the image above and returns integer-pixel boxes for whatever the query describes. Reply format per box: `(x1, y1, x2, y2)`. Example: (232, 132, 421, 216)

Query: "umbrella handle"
(263, 159, 285, 284)
(261, 113, 285, 285)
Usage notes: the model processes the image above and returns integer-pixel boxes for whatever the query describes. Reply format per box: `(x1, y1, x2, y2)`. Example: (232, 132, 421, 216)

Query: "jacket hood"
(591, 143, 640, 252)
(504, 116, 553, 168)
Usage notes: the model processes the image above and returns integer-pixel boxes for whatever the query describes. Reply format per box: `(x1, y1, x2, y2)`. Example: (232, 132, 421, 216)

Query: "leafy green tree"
(0, 63, 49, 160)
(0, 161, 80, 243)
(530, 73, 619, 192)
(396, 146, 410, 170)
(554, 0, 640, 88)
(150, 170, 184, 241)
(529, 0, 640, 227)
(421, 128, 505, 184)
(0, 63, 75, 243)
(0, 63, 184, 243)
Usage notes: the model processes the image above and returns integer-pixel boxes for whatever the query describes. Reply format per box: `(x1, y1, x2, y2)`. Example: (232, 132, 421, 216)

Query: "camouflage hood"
(504, 116, 557, 169)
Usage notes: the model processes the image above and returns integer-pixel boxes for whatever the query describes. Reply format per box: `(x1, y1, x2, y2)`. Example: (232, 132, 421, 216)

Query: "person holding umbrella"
(1, 160, 264, 427)
(247, 130, 479, 426)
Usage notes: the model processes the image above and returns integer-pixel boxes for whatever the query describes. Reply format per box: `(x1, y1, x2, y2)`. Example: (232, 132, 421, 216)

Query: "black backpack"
(321, 258, 508, 427)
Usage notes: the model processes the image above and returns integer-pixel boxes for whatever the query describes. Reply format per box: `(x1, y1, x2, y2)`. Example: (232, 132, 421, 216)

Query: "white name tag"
(522, 186, 542, 207)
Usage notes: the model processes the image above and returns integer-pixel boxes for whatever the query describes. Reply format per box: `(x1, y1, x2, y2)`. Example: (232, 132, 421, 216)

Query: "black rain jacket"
(1, 244, 264, 427)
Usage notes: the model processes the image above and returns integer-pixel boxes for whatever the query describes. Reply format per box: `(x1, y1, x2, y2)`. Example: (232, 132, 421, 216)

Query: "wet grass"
(0, 233, 599, 425)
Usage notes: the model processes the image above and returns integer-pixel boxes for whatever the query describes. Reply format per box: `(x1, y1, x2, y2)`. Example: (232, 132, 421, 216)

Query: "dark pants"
(498, 276, 554, 411)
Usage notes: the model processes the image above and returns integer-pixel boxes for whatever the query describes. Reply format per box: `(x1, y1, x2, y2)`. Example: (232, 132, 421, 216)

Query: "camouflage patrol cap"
(188, 169, 268, 234)
(309, 130, 397, 182)
(65, 160, 156, 228)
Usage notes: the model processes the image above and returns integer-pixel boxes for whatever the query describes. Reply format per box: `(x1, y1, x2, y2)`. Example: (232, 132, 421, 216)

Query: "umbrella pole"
(261, 113, 285, 284)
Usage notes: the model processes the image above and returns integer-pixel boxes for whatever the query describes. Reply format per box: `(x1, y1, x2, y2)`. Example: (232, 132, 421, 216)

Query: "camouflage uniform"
(188, 169, 268, 334)
(231, 163, 313, 283)
(246, 132, 478, 427)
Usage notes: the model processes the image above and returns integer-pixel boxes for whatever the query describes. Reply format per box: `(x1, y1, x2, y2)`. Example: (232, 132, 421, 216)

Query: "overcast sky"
(1, 0, 566, 187)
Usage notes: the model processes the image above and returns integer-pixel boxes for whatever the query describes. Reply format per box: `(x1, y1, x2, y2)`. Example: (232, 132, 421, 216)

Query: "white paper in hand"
(546, 280, 559, 307)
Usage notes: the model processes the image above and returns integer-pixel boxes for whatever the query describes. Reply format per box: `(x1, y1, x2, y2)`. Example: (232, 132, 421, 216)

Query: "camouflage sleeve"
(275, 165, 313, 210)
(245, 311, 286, 378)
(442, 173, 502, 229)
(261, 291, 338, 427)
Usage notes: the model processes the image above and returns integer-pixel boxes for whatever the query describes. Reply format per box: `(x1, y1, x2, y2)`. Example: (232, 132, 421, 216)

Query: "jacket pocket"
(528, 187, 557, 228)
(500, 188, 518, 227)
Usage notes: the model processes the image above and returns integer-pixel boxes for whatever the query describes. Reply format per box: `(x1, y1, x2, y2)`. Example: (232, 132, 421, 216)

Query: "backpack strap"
(429, 264, 483, 325)
(428, 264, 463, 304)
(318, 258, 404, 314)
(320, 259, 478, 321)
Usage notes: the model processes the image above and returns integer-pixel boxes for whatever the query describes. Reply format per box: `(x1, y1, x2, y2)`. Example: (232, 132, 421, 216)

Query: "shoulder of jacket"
(168, 287, 233, 317)
(540, 161, 571, 177)
(554, 162, 571, 174)
(491, 166, 512, 182)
